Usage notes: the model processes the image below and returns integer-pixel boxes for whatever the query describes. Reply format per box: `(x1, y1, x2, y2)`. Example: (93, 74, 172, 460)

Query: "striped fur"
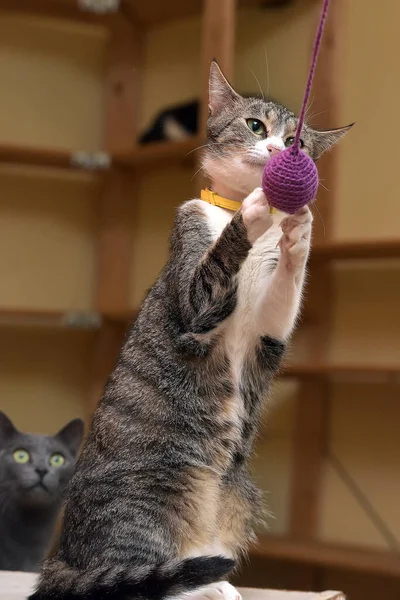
(30, 61, 352, 600)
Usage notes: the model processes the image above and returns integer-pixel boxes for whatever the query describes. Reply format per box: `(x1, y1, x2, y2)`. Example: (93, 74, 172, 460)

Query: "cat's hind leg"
(176, 581, 242, 600)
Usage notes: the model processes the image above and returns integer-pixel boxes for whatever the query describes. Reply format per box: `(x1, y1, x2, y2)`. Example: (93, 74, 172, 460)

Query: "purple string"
(294, 0, 331, 150)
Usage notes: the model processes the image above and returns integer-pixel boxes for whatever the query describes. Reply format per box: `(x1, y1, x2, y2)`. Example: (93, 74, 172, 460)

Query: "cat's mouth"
(28, 481, 49, 494)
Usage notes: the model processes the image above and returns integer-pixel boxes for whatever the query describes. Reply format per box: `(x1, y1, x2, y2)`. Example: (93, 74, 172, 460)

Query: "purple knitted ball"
(262, 145, 318, 214)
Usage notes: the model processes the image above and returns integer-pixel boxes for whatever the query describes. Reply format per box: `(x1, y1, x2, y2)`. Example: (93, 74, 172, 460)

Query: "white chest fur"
(195, 200, 283, 387)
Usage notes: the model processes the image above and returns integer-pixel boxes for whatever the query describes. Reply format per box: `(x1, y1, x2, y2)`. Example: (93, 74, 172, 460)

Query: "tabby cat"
(31, 62, 351, 599)
(0, 412, 84, 572)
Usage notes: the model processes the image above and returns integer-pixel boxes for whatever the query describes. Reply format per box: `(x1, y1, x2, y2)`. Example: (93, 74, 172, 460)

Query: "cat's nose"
(36, 468, 48, 479)
(267, 144, 282, 157)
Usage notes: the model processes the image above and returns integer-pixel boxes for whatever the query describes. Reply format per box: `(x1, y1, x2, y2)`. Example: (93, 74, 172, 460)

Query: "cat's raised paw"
(279, 205, 313, 272)
(241, 187, 273, 245)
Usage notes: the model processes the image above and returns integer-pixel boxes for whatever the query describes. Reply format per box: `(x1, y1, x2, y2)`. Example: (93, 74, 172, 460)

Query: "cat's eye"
(49, 453, 65, 468)
(246, 119, 266, 137)
(13, 449, 30, 464)
(285, 136, 304, 149)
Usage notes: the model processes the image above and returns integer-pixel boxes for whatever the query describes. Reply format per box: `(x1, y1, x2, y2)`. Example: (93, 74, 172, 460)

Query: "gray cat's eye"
(49, 453, 65, 468)
(246, 118, 266, 137)
(13, 449, 30, 464)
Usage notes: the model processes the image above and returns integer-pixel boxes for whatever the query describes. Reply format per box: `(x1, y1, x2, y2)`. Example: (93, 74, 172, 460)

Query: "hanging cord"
(294, 0, 331, 150)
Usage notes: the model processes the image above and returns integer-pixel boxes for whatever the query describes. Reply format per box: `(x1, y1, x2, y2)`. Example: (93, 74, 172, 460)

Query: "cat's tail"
(28, 555, 235, 600)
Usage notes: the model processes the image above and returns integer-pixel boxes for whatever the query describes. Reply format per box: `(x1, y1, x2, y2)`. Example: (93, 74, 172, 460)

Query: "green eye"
(246, 119, 266, 137)
(13, 449, 30, 464)
(285, 136, 304, 149)
(49, 453, 65, 468)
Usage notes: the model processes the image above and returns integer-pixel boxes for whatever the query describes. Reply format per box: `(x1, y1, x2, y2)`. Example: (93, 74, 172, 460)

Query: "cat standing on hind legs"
(30, 61, 351, 600)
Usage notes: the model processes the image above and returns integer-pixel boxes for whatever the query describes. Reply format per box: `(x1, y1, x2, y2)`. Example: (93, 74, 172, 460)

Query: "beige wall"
(0, 16, 100, 437)
(336, 0, 400, 240)
(0, 14, 106, 151)
(0, 2, 399, 551)
(0, 166, 98, 311)
(0, 328, 89, 432)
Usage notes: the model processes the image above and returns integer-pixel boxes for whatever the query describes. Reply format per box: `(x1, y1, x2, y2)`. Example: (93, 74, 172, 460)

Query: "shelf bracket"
(70, 151, 112, 171)
(62, 312, 103, 329)
(77, 0, 121, 13)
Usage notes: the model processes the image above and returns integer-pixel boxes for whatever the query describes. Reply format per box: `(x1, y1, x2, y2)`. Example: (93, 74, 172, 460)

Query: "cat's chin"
(19, 482, 57, 507)
(205, 156, 264, 198)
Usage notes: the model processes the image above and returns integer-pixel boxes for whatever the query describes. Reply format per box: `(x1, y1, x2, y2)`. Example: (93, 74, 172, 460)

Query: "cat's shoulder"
(178, 198, 207, 217)
(177, 198, 232, 240)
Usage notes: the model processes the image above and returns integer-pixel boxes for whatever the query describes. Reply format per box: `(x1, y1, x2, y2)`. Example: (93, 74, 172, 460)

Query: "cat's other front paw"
(279, 205, 313, 272)
(241, 187, 273, 245)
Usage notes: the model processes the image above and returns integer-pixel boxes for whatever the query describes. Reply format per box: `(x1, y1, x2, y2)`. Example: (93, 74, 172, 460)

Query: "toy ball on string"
(262, 146, 318, 214)
(262, 0, 330, 215)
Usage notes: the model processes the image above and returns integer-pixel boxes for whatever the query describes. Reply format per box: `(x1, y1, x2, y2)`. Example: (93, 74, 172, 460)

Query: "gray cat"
(0, 411, 84, 572)
(31, 61, 352, 600)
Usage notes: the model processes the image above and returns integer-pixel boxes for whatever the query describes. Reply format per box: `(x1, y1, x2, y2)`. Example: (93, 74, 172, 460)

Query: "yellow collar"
(200, 188, 241, 212)
(201, 188, 276, 214)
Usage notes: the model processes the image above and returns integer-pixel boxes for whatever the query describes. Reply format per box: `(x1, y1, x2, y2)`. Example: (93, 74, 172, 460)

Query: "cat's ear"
(55, 419, 84, 458)
(209, 60, 240, 115)
(312, 123, 354, 160)
(0, 412, 18, 447)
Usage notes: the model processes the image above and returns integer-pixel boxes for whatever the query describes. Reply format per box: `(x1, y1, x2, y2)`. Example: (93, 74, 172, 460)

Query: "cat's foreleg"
(184, 188, 272, 337)
(255, 204, 312, 341)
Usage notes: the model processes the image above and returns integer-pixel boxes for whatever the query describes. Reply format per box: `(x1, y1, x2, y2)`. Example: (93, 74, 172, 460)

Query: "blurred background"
(0, 0, 399, 597)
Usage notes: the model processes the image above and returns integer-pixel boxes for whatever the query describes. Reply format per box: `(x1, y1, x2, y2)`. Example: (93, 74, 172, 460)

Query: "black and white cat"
(0, 411, 84, 572)
(139, 100, 199, 143)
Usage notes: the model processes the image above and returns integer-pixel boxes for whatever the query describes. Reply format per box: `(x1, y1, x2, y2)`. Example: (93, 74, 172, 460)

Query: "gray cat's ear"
(55, 419, 84, 458)
(0, 412, 18, 447)
(312, 123, 354, 160)
(209, 60, 240, 115)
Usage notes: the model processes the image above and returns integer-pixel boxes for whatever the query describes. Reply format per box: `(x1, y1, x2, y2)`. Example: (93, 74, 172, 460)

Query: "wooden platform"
(0, 572, 344, 600)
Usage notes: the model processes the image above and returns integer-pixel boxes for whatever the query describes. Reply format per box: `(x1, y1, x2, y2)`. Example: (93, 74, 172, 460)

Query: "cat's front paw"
(279, 205, 313, 272)
(241, 187, 273, 245)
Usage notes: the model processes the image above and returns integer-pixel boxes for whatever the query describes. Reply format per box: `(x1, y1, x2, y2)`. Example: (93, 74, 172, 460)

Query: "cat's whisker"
(191, 166, 205, 181)
(264, 46, 270, 100)
(312, 201, 326, 237)
(186, 144, 209, 157)
(306, 108, 328, 122)
(318, 180, 330, 192)
(191, 159, 212, 181)
(248, 67, 264, 100)
(304, 94, 315, 120)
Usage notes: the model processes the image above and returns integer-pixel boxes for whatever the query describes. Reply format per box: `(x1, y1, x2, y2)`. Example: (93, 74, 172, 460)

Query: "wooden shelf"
(0, 308, 135, 329)
(3, 147, 400, 266)
(0, 144, 84, 172)
(253, 535, 400, 578)
(313, 239, 400, 261)
(1, 308, 397, 377)
(0, 0, 112, 22)
(115, 137, 203, 169)
(0, 0, 318, 26)
(126, 0, 295, 25)
(126, 0, 320, 25)
(0, 139, 201, 172)
(282, 363, 400, 379)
